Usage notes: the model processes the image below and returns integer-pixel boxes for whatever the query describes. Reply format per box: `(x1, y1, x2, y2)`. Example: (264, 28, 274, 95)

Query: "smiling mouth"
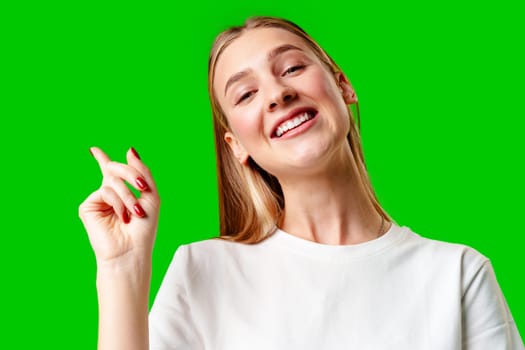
(274, 111, 316, 138)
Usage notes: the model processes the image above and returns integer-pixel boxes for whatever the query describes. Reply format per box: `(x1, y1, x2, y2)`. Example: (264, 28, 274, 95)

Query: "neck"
(277, 145, 388, 245)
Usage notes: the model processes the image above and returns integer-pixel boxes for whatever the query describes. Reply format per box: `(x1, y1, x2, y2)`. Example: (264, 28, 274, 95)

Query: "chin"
(285, 143, 336, 173)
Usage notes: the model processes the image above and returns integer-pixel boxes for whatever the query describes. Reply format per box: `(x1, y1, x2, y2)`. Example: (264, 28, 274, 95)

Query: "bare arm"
(96, 252, 151, 350)
(79, 147, 161, 350)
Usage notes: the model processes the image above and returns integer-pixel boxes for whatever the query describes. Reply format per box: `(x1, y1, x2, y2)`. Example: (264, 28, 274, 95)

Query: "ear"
(335, 72, 357, 105)
(224, 131, 250, 165)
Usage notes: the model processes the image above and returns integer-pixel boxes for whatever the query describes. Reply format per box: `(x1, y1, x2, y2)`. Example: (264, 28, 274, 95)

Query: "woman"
(79, 16, 523, 350)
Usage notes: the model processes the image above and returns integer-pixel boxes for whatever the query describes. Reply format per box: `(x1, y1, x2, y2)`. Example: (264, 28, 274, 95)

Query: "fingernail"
(133, 203, 146, 217)
(123, 210, 130, 224)
(89, 148, 94, 157)
(135, 177, 148, 190)
(131, 147, 141, 160)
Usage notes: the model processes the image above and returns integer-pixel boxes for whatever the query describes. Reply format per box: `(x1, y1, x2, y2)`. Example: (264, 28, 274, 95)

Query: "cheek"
(226, 107, 263, 146)
(304, 69, 340, 101)
(309, 72, 351, 128)
(219, 96, 256, 138)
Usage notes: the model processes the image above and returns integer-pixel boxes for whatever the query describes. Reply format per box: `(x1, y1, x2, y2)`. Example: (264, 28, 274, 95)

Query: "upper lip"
(270, 106, 318, 138)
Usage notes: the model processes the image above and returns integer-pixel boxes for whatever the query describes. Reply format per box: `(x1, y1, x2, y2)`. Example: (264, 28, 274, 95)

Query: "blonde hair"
(208, 16, 390, 244)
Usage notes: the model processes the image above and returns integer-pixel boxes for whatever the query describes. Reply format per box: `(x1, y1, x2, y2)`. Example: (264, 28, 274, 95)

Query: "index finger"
(89, 146, 112, 175)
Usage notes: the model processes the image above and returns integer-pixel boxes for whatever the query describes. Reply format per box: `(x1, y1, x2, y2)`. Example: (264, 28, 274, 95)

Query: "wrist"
(96, 251, 152, 292)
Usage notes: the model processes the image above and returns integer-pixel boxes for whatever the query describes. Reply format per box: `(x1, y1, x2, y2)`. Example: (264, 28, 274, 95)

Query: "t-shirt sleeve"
(149, 245, 204, 350)
(462, 259, 524, 350)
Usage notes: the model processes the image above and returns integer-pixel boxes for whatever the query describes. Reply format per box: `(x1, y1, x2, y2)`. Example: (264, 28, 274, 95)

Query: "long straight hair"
(208, 16, 390, 244)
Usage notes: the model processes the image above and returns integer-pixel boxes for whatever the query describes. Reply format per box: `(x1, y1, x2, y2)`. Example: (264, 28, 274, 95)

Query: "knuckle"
(78, 194, 92, 217)
(78, 205, 85, 219)
(141, 166, 152, 177)
(122, 191, 137, 206)
(146, 168, 154, 178)
(100, 185, 112, 197)
(106, 160, 118, 173)
(150, 195, 161, 209)
(107, 175, 121, 188)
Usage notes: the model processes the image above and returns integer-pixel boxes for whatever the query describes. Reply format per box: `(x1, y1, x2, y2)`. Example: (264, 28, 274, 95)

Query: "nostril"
(268, 89, 296, 111)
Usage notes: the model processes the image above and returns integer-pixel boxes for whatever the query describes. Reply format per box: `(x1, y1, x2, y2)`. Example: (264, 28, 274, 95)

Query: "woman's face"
(213, 27, 356, 178)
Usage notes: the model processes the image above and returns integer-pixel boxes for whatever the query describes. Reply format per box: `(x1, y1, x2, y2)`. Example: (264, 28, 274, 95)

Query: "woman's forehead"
(227, 27, 306, 51)
(214, 27, 313, 91)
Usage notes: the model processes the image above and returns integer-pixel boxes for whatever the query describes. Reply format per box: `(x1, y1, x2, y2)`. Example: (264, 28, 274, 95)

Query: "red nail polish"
(133, 204, 146, 217)
(123, 210, 130, 224)
(135, 177, 148, 190)
(131, 147, 141, 160)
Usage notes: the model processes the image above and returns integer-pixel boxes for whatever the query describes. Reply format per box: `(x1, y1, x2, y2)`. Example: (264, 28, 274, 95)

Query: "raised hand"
(79, 147, 161, 266)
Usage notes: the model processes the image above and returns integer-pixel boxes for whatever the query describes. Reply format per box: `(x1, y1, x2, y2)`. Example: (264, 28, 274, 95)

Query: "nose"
(266, 82, 297, 112)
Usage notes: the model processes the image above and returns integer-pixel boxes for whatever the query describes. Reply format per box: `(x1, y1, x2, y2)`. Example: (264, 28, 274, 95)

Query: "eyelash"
(235, 65, 306, 105)
(236, 91, 256, 104)
(283, 64, 305, 76)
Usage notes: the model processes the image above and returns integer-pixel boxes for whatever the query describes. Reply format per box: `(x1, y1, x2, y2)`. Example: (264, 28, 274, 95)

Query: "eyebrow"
(223, 44, 303, 97)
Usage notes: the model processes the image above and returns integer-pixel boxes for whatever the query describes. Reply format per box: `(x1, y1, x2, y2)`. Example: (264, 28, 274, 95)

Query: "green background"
(1, 0, 523, 347)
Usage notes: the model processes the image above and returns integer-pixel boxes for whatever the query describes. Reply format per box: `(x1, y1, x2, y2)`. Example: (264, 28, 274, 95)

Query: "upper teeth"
(275, 112, 313, 137)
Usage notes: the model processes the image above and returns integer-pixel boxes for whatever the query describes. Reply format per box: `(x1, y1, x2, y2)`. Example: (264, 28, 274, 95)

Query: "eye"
(236, 90, 256, 105)
(283, 65, 305, 76)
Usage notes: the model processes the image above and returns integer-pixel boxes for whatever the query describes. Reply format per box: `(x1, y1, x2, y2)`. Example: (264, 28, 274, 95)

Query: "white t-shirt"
(149, 223, 523, 349)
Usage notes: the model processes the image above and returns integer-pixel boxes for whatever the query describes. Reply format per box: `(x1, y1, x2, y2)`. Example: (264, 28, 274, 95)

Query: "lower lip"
(274, 114, 318, 140)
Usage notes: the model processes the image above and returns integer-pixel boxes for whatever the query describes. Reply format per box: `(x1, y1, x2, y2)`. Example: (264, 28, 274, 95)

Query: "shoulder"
(398, 224, 491, 293)
(177, 236, 265, 261)
(168, 236, 271, 281)
(400, 224, 488, 264)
